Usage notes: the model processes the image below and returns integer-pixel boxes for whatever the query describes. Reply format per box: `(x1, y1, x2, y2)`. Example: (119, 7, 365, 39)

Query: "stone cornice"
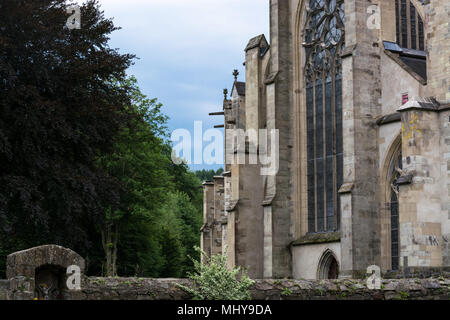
(264, 71, 279, 85)
(376, 112, 401, 126)
(338, 183, 354, 194)
(340, 44, 357, 59)
(226, 200, 238, 212)
(291, 232, 341, 247)
(397, 98, 445, 113)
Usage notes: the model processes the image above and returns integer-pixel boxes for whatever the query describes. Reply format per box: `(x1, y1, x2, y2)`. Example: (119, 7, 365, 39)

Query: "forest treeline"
(194, 169, 224, 182)
(0, 0, 219, 278)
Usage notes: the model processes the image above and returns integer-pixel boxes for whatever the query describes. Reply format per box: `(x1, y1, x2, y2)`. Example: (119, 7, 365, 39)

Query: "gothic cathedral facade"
(201, 0, 450, 279)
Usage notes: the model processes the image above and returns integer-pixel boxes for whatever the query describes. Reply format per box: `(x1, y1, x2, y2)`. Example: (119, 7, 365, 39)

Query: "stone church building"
(201, 0, 450, 279)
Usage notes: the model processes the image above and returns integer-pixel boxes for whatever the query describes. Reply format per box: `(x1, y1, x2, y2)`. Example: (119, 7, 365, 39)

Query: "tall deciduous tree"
(0, 0, 135, 252)
(0, 0, 204, 278)
(97, 76, 172, 276)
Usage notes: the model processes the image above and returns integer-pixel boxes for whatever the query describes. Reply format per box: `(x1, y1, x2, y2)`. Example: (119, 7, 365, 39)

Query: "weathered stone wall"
(201, 182, 215, 262)
(0, 280, 9, 300)
(212, 176, 225, 256)
(249, 278, 450, 300)
(268, 0, 295, 280)
(440, 109, 450, 266)
(339, 0, 384, 277)
(292, 241, 341, 280)
(384, 267, 450, 279)
(224, 34, 269, 279)
(399, 104, 444, 269)
(3, 245, 86, 300)
(380, 52, 426, 116)
(1, 277, 449, 300)
(6, 244, 85, 279)
(71, 278, 193, 300)
(233, 153, 265, 279)
(425, 0, 450, 103)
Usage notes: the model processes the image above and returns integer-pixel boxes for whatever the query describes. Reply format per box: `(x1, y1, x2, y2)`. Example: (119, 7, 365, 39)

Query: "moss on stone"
(281, 288, 293, 296)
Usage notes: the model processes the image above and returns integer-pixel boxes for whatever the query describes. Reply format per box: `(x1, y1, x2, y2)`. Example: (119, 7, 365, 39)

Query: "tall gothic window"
(304, 0, 344, 233)
(388, 147, 402, 270)
(395, 0, 425, 51)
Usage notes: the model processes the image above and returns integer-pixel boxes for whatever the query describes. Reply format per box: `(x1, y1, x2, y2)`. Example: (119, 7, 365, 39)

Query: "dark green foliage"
(115, 214, 164, 277)
(157, 191, 202, 276)
(94, 76, 202, 278)
(158, 226, 185, 278)
(0, 0, 135, 265)
(195, 168, 224, 183)
(0, 0, 203, 278)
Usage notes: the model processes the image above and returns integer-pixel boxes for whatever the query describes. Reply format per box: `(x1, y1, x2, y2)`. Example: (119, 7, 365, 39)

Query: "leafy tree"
(96, 76, 203, 277)
(0, 0, 204, 279)
(115, 214, 164, 277)
(0, 0, 135, 257)
(96, 76, 171, 276)
(158, 226, 185, 278)
(175, 193, 203, 275)
(157, 192, 202, 276)
(195, 168, 224, 182)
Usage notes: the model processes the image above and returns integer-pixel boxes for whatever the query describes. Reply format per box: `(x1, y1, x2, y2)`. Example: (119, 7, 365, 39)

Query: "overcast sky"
(92, 0, 270, 171)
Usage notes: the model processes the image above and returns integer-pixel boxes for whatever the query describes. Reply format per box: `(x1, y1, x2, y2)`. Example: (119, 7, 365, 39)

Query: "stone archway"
(317, 249, 340, 279)
(6, 245, 85, 300)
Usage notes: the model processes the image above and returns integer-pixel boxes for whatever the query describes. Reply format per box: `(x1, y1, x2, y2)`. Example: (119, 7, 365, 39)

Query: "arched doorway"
(317, 249, 339, 279)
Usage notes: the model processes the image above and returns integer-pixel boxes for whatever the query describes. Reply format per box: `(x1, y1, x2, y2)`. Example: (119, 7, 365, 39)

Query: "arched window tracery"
(303, 0, 344, 233)
(395, 0, 425, 51)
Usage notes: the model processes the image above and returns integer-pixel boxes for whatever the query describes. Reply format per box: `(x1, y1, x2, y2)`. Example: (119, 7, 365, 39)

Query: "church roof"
(383, 41, 427, 81)
(245, 34, 267, 51)
(232, 81, 245, 96)
(398, 54, 427, 81)
(397, 97, 447, 113)
(245, 34, 270, 56)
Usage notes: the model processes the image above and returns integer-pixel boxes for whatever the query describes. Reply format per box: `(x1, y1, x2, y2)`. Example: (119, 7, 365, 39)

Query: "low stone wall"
(72, 277, 192, 300)
(383, 267, 450, 279)
(49, 277, 450, 300)
(249, 278, 450, 300)
(1, 245, 449, 300)
(0, 277, 449, 300)
(0, 280, 9, 300)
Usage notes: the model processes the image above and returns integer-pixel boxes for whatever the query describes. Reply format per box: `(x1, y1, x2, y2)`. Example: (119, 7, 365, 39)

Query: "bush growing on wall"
(177, 247, 254, 300)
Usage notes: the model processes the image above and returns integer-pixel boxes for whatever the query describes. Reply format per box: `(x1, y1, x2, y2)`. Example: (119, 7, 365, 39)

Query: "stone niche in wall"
(6, 245, 85, 300)
(34, 264, 66, 300)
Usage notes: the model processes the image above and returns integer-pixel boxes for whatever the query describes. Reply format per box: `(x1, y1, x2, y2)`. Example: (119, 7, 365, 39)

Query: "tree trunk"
(101, 222, 119, 277)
